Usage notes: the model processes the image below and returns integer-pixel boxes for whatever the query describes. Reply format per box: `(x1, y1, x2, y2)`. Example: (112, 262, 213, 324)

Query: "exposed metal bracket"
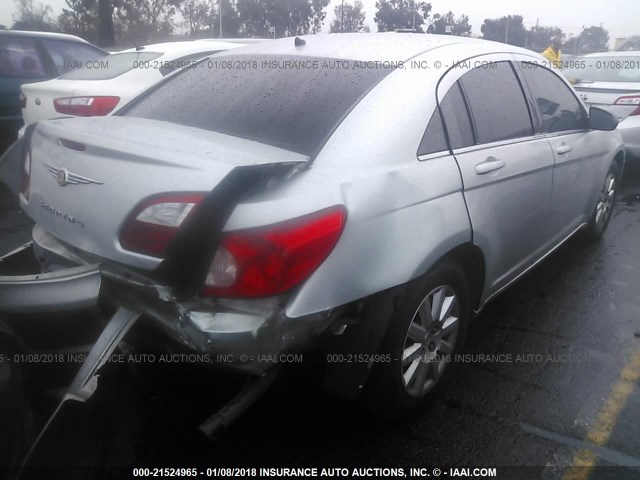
(65, 306, 141, 401)
(199, 367, 280, 440)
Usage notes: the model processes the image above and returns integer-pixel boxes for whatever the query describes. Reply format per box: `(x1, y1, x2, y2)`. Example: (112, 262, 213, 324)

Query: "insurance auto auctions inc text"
(206, 467, 498, 478)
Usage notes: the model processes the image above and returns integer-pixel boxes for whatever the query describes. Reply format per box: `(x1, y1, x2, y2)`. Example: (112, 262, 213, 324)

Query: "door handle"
(556, 145, 573, 155)
(475, 157, 506, 175)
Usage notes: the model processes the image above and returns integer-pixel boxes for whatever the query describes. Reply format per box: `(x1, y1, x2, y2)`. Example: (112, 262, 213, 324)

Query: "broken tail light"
(120, 194, 205, 257)
(53, 96, 121, 117)
(202, 206, 347, 298)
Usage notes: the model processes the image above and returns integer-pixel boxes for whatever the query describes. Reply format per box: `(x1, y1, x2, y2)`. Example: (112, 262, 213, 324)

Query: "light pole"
(412, 1, 416, 31)
(219, 0, 223, 38)
(504, 16, 510, 44)
(340, 0, 344, 33)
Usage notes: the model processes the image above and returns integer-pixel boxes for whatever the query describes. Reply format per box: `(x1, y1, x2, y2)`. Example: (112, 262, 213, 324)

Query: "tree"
(454, 14, 471, 36)
(563, 25, 609, 54)
(578, 25, 609, 53)
(236, 0, 329, 38)
(12, 0, 56, 31)
(181, 0, 243, 37)
(181, 0, 210, 35)
(111, 0, 180, 44)
(562, 35, 579, 54)
(58, 0, 99, 43)
(209, 0, 243, 38)
(330, 0, 368, 33)
(428, 11, 470, 36)
(481, 15, 526, 47)
(374, 0, 431, 32)
(98, 0, 115, 46)
(527, 24, 563, 51)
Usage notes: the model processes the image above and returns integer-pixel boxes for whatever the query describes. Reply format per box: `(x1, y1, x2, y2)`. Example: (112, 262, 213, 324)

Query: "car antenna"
(295, 37, 306, 47)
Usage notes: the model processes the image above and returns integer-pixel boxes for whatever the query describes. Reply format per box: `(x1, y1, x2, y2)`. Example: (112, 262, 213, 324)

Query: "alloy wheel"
(595, 172, 616, 230)
(401, 285, 460, 397)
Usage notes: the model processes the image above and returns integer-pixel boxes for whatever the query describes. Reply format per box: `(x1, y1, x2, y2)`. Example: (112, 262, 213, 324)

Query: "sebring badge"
(43, 162, 104, 187)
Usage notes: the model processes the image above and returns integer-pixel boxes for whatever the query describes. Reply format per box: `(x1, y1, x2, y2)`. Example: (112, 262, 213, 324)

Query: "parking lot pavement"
(1, 164, 640, 477)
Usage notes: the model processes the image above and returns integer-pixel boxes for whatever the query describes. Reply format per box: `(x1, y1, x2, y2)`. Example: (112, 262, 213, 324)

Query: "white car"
(564, 51, 640, 159)
(20, 40, 245, 126)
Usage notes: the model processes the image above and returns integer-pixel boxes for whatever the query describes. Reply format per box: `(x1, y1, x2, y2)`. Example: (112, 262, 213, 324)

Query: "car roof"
(120, 40, 244, 55)
(216, 33, 535, 62)
(0, 29, 92, 44)
(197, 38, 271, 44)
(579, 50, 640, 57)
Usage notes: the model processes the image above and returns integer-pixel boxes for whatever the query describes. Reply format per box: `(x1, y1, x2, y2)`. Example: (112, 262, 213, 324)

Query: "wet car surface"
(1, 161, 640, 478)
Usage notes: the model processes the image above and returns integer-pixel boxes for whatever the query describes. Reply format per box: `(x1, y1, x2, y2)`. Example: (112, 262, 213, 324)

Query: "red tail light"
(614, 95, 640, 116)
(120, 194, 205, 257)
(22, 148, 31, 201)
(202, 206, 347, 298)
(53, 96, 120, 116)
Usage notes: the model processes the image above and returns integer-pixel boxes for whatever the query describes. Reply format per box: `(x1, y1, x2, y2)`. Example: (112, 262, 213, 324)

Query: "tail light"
(53, 96, 120, 117)
(20, 91, 27, 108)
(22, 148, 31, 201)
(120, 194, 205, 257)
(202, 206, 347, 298)
(614, 95, 640, 116)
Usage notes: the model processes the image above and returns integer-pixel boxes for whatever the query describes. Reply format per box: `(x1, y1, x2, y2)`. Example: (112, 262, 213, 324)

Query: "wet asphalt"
(0, 161, 639, 479)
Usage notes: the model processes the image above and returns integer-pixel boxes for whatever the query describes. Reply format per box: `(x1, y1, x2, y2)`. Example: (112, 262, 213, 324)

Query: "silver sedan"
(0, 33, 625, 415)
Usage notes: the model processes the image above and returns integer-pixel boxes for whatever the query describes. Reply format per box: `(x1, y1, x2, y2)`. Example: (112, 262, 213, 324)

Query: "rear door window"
(418, 82, 474, 155)
(418, 109, 448, 156)
(0, 37, 47, 79)
(460, 61, 533, 144)
(518, 62, 588, 133)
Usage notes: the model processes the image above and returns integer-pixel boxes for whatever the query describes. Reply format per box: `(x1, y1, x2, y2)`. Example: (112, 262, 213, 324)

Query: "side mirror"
(589, 106, 618, 131)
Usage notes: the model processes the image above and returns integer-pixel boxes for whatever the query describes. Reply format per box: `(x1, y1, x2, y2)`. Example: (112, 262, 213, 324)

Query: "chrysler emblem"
(56, 169, 68, 186)
(43, 161, 104, 187)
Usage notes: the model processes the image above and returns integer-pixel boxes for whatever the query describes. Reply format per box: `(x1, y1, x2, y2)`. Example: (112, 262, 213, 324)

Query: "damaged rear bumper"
(0, 226, 334, 375)
(0, 243, 101, 313)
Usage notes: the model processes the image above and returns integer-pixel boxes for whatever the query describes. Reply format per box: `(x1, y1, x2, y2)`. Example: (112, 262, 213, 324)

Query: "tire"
(584, 161, 620, 241)
(363, 262, 471, 416)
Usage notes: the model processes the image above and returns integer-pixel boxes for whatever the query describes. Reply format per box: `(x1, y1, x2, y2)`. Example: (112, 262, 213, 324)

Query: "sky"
(2, 0, 640, 45)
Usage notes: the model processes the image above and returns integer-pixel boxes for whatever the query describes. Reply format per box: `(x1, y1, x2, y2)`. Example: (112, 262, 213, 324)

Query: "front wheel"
(363, 262, 471, 416)
(585, 162, 620, 241)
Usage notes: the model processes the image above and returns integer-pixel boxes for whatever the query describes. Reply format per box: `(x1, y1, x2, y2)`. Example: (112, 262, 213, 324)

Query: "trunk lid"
(21, 79, 79, 126)
(573, 81, 640, 120)
(22, 116, 308, 270)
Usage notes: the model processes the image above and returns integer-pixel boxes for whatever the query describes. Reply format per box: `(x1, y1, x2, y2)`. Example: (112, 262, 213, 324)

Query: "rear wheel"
(585, 162, 620, 241)
(363, 262, 471, 416)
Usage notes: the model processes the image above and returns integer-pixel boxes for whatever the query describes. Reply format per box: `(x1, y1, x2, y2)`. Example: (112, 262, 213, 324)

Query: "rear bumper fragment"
(0, 243, 101, 314)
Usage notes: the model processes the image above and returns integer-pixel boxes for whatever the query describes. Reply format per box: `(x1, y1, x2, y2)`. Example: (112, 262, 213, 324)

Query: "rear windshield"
(563, 56, 640, 82)
(122, 55, 394, 156)
(60, 52, 162, 80)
